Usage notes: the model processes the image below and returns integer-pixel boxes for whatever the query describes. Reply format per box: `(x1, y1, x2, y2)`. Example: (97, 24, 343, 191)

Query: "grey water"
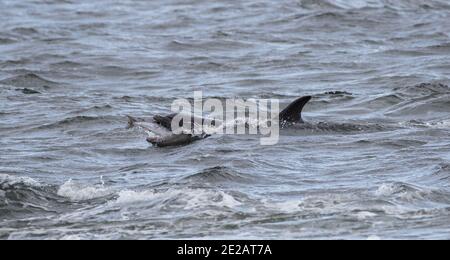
(1, 0, 450, 240)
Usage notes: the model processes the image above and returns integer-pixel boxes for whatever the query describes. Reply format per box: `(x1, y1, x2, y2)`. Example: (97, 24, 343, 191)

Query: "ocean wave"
(0, 174, 58, 216)
(0, 73, 58, 89)
(11, 27, 39, 36)
(49, 61, 85, 69)
(385, 98, 450, 120)
(181, 166, 252, 184)
(298, 0, 450, 10)
(69, 105, 114, 115)
(394, 83, 450, 96)
(374, 182, 450, 204)
(432, 164, 450, 182)
(0, 174, 41, 188)
(353, 83, 450, 120)
(35, 115, 117, 130)
(167, 40, 252, 52)
(114, 187, 242, 210)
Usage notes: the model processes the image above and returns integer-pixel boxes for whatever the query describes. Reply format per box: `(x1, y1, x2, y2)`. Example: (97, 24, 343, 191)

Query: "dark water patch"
(0, 37, 16, 45)
(311, 11, 347, 20)
(112, 95, 176, 104)
(95, 65, 142, 78)
(0, 58, 30, 68)
(234, 79, 279, 87)
(123, 70, 161, 79)
(213, 30, 232, 38)
(15, 88, 41, 95)
(191, 62, 237, 72)
(167, 40, 252, 52)
(287, 121, 389, 134)
(378, 139, 427, 149)
(32, 53, 66, 61)
(78, 22, 109, 31)
(380, 49, 430, 57)
(11, 27, 39, 36)
(97, 65, 129, 75)
(423, 42, 450, 52)
(361, 39, 385, 45)
(41, 37, 74, 44)
(118, 163, 154, 173)
(0, 73, 58, 89)
(49, 61, 85, 69)
(75, 11, 109, 18)
(150, 16, 195, 30)
(262, 13, 309, 27)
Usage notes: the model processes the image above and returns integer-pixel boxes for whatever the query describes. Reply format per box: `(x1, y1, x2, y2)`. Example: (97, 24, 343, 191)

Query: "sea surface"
(1, 0, 450, 239)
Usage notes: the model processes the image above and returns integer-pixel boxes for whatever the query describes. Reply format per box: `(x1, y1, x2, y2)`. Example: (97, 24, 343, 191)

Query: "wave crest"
(182, 166, 252, 184)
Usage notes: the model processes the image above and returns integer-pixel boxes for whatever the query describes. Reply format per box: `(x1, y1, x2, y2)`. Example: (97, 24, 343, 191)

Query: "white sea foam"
(367, 235, 381, 240)
(401, 119, 450, 129)
(57, 179, 113, 201)
(266, 200, 303, 213)
(426, 120, 450, 128)
(0, 174, 41, 188)
(333, 0, 384, 9)
(355, 211, 377, 220)
(60, 234, 84, 240)
(115, 188, 241, 209)
(374, 183, 436, 205)
(375, 183, 398, 196)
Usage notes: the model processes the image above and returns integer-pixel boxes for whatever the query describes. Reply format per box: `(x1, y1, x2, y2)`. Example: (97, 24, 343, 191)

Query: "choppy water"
(1, 0, 450, 240)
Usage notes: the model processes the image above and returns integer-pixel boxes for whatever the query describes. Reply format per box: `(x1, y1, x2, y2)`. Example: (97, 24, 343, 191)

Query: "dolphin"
(128, 96, 312, 147)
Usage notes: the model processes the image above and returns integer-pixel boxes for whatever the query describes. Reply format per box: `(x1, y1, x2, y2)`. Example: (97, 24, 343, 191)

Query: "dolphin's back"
(152, 96, 312, 131)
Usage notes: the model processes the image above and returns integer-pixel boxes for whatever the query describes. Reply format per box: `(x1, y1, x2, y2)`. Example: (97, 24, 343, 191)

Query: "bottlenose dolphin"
(128, 96, 312, 147)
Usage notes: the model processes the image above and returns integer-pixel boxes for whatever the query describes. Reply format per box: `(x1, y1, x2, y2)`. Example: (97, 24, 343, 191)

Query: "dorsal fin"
(279, 96, 312, 123)
(126, 115, 144, 129)
(154, 114, 176, 130)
